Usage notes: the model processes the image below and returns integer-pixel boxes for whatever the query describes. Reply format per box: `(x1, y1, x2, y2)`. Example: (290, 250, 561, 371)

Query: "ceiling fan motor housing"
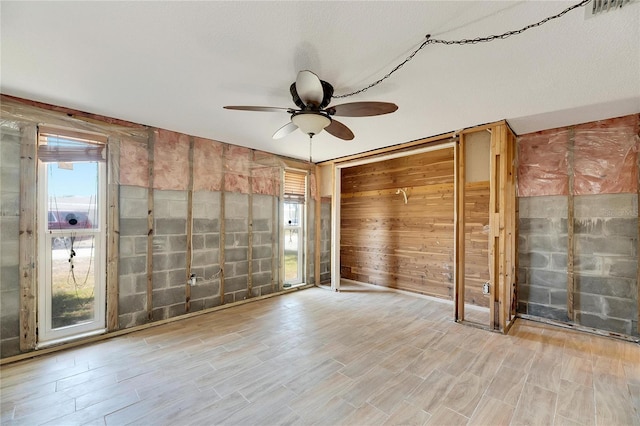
(290, 80, 334, 109)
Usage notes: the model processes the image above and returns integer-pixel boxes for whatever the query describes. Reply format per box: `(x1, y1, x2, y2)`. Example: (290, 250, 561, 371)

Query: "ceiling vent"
(585, 0, 634, 18)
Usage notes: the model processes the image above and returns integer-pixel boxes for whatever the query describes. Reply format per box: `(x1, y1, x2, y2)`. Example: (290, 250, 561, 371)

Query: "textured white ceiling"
(2, 1, 639, 162)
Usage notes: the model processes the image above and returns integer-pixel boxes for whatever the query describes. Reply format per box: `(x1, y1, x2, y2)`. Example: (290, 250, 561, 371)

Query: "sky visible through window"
(49, 163, 98, 198)
(46, 136, 99, 198)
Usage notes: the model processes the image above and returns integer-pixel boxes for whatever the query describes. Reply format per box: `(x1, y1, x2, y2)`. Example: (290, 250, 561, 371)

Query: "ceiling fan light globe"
(291, 113, 331, 136)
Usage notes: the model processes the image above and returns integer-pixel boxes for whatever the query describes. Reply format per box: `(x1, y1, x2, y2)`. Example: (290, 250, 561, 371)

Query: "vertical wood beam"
(306, 170, 311, 284)
(314, 165, 321, 286)
(272, 193, 277, 293)
(489, 131, 498, 330)
(185, 136, 194, 312)
(455, 135, 466, 322)
(19, 125, 37, 351)
(106, 137, 120, 331)
(637, 126, 639, 334)
(146, 130, 155, 321)
(247, 150, 254, 297)
(507, 128, 518, 323)
(219, 145, 226, 305)
(567, 128, 575, 322)
(497, 125, 508, 331)
(331, 164, 341, 291)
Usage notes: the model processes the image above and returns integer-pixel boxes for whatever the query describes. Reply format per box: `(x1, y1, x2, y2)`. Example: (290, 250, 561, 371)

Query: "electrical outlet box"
(482, 282, 490, 295)
(189, 274, 196, 286)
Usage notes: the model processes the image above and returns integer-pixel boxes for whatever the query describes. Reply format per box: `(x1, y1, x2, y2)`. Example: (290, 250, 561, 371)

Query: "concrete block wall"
(152, 190, 188, 320)
(574, 194, 638, 335)
(518, 196, 569, 321)
(118, 185, 150, 328)
(518, 194, 639, 336)
(320, 200, 331, 284)
(251, 194, 277, 296)
(224, 192, 250, 303)
(190, 191, 221, 311)
(0, 125, 22, 357)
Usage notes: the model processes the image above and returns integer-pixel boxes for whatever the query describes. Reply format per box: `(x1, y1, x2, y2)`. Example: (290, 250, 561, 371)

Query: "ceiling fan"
(224, 70, 398, 141)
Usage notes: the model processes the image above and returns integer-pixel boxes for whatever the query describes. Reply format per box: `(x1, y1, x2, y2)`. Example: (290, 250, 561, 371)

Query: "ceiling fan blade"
(295, 70, 324, 107)
(224, 106, 291, 113)
(329, 101, 398, 117)
(272, 121, 298, 140)
(325, 119, 354, 140)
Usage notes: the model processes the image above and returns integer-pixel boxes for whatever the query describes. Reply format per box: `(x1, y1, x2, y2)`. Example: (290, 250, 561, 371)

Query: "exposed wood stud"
(306, 170, 312, 285)
(146, 130, 155, 321)
(247, 150, 254, 297)
(489, 131, 498, 331)
(185, 136, 194, 312)
(19, 125, 37, 351)
(637, 123, 639, 334)
(219, 145, 226, 305)
(106, 136, 120, 331)
(455, 135, 466, 322)
(271, 193, 277, 294)
(314, 166, 321, 286)
(567, 128, 575, 322)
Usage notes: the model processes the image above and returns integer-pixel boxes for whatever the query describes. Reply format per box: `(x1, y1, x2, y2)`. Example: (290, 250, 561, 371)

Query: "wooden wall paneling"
(314, 166, 321, 286)
(106, 136, 120, 331)
(340, 148, 455, 298)
(455, 136, 465, 321)
(19, 125, 37, 351)
(567, 128, 575, 321)
(146, 130, 155, 320)
(185, 137, 194, 311)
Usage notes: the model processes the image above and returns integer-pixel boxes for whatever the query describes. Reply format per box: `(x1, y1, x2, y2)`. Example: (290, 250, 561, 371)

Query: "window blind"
(38, 126, 107, 163)
(284, 171, 307, 201)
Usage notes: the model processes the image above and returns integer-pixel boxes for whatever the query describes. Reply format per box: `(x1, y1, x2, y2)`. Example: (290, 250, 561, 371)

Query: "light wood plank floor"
(1, 282, 639, 425)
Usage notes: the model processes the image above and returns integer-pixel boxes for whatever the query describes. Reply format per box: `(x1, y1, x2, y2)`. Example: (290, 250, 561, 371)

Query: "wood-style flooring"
(1, 282, 639, 425)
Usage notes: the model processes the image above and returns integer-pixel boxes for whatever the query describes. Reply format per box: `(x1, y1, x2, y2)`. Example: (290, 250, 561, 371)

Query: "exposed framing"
(247, 150, 254, 297)
(185, 136, 195, 311)
(146, 130, 155, 320)
(314, 165, 322, 286)
(219, 145, 226, 304)
(454, 134, 465, 321)
(106, 136, 120, 331)
(488, 124, 517, 333)
(306, 169, 311, 285)
(329, 121, 516, 333)
(19, 125, 38, 351)
(567, 127, 576, 321)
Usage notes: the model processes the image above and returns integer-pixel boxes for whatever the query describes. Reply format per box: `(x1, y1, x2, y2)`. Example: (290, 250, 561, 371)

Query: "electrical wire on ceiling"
(333, 0, 591, 99)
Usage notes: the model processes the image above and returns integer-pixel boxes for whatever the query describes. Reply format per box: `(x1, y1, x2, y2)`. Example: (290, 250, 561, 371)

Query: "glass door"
(37, 133, 106, 346)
